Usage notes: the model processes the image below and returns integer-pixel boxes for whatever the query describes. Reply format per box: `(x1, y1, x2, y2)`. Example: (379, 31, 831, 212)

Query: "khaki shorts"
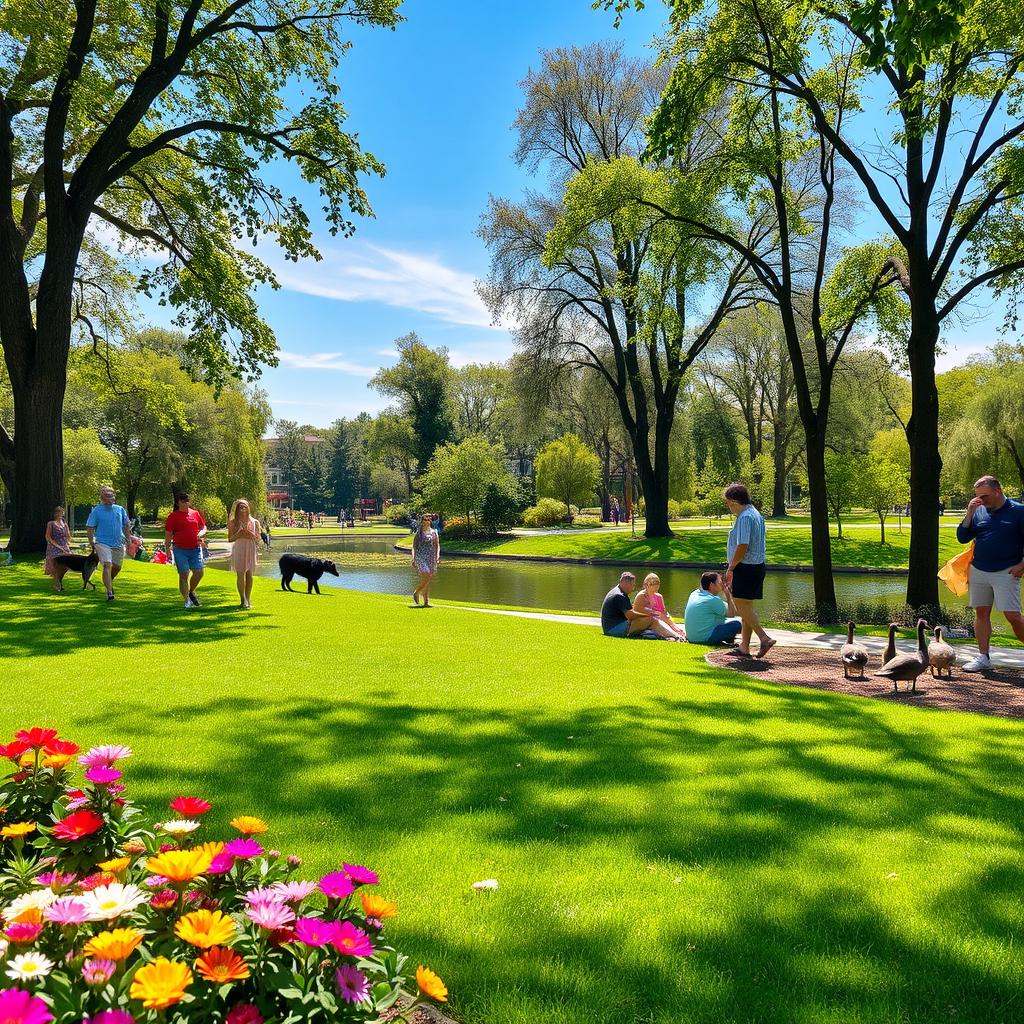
(94, 543, 124, 567)
(969, 565, 1022, 613)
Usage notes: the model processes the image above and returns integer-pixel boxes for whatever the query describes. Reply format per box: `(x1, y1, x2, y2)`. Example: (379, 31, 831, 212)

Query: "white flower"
(5, 889, 58, 919)
(79, 882, 147, 921)
(158, 819, 201, 837)
(5, 952, 55, 980)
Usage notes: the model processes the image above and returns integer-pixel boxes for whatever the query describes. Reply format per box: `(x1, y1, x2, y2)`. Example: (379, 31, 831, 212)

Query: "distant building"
(264, 434, 326, 509)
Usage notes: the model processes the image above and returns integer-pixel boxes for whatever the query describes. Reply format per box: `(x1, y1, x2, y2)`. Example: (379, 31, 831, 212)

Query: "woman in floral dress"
(412, 511, 440, 607)
(44, 506, 73, 592)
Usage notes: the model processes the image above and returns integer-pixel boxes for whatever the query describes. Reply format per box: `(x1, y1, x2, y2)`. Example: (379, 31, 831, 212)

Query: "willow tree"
(0, 0, 400, 552)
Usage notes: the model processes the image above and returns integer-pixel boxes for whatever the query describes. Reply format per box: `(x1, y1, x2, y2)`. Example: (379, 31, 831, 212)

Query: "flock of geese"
(839, 619, 957, 692)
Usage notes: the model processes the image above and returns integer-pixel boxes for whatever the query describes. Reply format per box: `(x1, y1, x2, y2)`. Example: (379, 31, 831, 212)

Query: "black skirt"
(732, 561, 766, 600)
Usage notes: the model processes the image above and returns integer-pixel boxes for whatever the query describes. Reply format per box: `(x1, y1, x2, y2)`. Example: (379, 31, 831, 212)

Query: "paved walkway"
(450, 605, 1024, 669)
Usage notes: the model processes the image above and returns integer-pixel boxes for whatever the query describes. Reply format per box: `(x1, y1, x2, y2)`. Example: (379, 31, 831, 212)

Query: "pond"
(209, 535, 967, 616)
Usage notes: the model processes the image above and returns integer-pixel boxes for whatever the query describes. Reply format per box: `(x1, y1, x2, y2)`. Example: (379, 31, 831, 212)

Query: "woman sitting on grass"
(632, 573, 687, 641)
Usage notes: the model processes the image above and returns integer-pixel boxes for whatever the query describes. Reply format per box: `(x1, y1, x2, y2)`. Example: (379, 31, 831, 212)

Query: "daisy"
(270, 880, 317, 903)
(158, 820, 201, 838)
(4, 952, 55, 981)
(335, 964, 371, 1004)
(43, 896, 90, 925)
(245, 900, 295, 930)
(78, 745, 133, 768)
(6, 890, 58, 919)
(80, 883, 147, 921)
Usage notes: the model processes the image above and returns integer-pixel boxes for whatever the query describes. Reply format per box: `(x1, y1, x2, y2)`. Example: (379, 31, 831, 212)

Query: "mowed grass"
(445, 523, 966, 570)
(3, 562, 1024, 1023)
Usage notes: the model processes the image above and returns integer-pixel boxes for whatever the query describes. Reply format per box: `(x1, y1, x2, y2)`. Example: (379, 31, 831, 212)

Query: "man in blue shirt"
(684, 571, 742, 645)
(956, 474, 1024, 671)
(85, 486, 131, 601)
(723, 482, 775, 658)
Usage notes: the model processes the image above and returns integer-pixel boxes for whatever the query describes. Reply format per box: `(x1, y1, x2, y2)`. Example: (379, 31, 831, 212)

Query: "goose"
(840, 620, 870, 680)
(876, 618, 930, 692)
(929, 625, 957, 679)
(882, 622, 898, 665)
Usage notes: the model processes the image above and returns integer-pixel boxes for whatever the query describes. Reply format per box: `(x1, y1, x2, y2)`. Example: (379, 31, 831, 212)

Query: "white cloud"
(271, 242, 498, 330)
(276, 350, 378, 376)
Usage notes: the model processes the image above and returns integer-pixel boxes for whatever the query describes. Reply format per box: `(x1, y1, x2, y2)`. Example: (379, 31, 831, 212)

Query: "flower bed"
(0, 729, 447, 1023)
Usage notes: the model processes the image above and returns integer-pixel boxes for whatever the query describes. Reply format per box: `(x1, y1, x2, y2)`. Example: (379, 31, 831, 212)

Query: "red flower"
(15, 727, 59, 749)
(169, 796, 212, 817)
(0, 739, 30, 761)
(44, 739, 80, 756)
(52, 810, 104, 841)
(226, 1005, 264, 1024)
(78, 872, 117, 891)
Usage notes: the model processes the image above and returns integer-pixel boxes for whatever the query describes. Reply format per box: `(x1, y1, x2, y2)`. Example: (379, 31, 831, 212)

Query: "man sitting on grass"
(684, 571, 742, 646)
(601, 571, 654, 638)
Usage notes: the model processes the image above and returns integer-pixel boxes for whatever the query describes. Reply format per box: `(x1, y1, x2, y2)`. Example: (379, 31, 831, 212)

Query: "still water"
(211, 536, 966, 615)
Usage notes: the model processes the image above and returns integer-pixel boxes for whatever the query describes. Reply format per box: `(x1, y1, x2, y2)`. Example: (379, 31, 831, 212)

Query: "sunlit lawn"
(3, 561, 1023, 1023)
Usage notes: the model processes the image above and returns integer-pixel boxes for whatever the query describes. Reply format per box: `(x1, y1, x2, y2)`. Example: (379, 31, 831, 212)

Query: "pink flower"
(0, 987, 54, 1024)
(82, 959, 117, 987)
(206, 853, 235, 875)
(64, 789, 90, 811)
(245, 900, 295, 930)
(85, 1012, 133, 1024)
(242, 888, 279, 905)
(343, 863, 379, 886)
(84, 766, 122, 785)
(144, 875, 169, 888)
(335, 964, 371, 1004)
(269, 880, 317, 903)
(293, 917, 338, 948)
(36, 872, 76, 889)
(78, 745, 132, 768)
(107, 784, 126, 796)
(287, 854, 302, 869)
(43, 896, 90, 925)
(4, 922, 43, 944)
(224, 838, 263, 859)
(225, 1005, 264, 1024)
(329, 921, 374, 958)
(149, 890, 177, 910)
(318, 872, 354, 901)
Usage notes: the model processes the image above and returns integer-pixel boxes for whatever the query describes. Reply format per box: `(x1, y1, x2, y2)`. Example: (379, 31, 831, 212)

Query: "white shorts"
(94, 543, 124, 567)
(969, 565, 1022, 613)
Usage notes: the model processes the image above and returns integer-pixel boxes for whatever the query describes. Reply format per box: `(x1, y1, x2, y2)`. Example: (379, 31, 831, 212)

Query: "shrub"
(479, 480, 522, 535)
(572, 515, 602, 528)
(522, 497, 572, 528)
(384, 502, 409, 526)
(0, 728, 448, 1023)
(676, 500, 700, 519)
(194, 495, 227, 528)
(437, 515, 473, 539)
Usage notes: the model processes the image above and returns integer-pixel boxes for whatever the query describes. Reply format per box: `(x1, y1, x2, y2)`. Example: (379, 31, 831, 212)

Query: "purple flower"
(343, 863, 379, 886)
(224, 838, 263, 859)
(84, 766, 122, 785)
(81, 959, 117, 987)
(335, 964, 371, 1004)
(293, 917, 339, 948)
(318, 871, 354, 900)
(44, 896, 90, 925)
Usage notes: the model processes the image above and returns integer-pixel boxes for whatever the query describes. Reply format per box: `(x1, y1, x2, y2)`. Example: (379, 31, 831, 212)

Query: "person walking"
(228, 498, 261, 610)
(44, 506, 73, 592)
(957, 474, 1024, 671)
(412, 511, 441, 606)
(86, 486, 132, 601)
(722, 482, 775, 658)
(164, 491, 207, 608)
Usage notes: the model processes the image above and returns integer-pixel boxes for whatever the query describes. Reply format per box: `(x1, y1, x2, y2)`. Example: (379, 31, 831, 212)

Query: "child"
(632, 573, 687, 641)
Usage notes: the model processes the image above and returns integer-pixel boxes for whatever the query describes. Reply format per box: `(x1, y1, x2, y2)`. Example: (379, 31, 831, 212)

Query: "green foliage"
(824, 450, 864, 539)
(739, 452, 775, 513)
(419, 435, 513, 525)
(384, 502, 410, 526)
(479, 480, 523, 536)
(859, 460, 910, 543)
(62, 427, 117, 512)
(193, 494, 227, 528)
(535, 434, 601, 519)
(522, 498, 576, 528)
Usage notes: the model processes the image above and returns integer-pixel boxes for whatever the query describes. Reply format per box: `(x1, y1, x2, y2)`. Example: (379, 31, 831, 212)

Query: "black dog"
(52, 549, 100, 591)
(279, 553, 339, 594)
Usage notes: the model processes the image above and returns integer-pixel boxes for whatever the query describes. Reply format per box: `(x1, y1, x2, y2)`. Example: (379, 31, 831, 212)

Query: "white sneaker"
(963, 654, 992, 672)
(184, 598, 193, 608)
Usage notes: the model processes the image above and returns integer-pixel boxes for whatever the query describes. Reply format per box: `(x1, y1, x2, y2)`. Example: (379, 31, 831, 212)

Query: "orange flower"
(98, 856, 132, 873)
(229, 816, 267, 835)
(83, 927, 144, 961)
(146, 843, 222, 883)
(130, 957, 192, 1010)
(174, 909, 236, 948)
(195, 946, 250, 983)
(42, 753, 73, 769)
(360, 893, 398, 920)
(416, 965, 448, 1002)
(8, 906, 42, 925)
(0, 822, 36, 839)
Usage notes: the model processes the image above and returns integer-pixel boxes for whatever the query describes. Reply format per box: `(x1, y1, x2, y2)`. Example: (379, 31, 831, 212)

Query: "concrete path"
(449, 605, 1024, 669)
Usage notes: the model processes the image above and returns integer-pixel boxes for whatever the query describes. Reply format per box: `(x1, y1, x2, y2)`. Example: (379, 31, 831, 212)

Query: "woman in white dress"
(228, 498, 261, 609)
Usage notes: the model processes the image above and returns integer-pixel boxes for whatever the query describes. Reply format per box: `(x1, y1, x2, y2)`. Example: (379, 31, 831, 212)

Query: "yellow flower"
(130, 957, 192, 1010)
(83, 927, 144, 961)
(195, 946, 250, 983)
(0, 822, 36, 839)
(98, 856, 132, 873)
(174, 909, 236, 949)
(229, 816, 267, 835)
(43, 753, 73, 769)
(360, 893, 398, 919)
(146, 843, 221, 883)
(416, 965, 448, 1002)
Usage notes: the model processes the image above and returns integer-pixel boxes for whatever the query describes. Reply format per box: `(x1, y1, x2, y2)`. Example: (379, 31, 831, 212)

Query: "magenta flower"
(107, 783, 126, 796)
(318, 871, 354, 900)
(36, 872, 76, 889)
(84, 766, 122, 785)
(44, 896, 90, 925)
(0, 988, 54, 1024)
(81, 959, 117, 987)
(343, 863, 379, 886)
(293, 917, 339, 948)
(4, 922, 43, 944)
(149, 890, 177, 910)
(225, 1005, 264, 1024)
(85, 1012, 133, 1024)
(245, 900, 295, 930)
(224, 838, 263, 859)
(329, 920, 374, 958)
(335, 964, 371, 1004)
(206, 852, 235, 875)
(270, 880, 317, 903)
(78, 745, 132, 768)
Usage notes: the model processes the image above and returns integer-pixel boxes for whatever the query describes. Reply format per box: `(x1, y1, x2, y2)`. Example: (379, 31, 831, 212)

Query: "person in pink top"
(632, 573, 687, 640)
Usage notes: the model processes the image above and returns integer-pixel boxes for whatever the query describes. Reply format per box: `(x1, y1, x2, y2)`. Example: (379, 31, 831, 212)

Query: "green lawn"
(442, 524, 966, 570)
(3, 561, 1023, 1023)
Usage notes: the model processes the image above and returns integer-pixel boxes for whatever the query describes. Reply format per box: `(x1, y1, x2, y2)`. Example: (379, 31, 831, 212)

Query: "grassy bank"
(3, 561, 1023, 1022)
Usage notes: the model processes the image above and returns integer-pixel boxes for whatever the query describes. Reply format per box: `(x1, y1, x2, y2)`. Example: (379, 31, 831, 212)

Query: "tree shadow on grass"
(71, 685, 1024, 1023)
(0, 565, 276, 656)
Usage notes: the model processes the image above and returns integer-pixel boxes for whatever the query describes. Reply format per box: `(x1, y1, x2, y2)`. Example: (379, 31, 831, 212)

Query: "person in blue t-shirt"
(85, 486, 132, 601)
(956, 474, 1024, 671)
(723, 482, 775, 658)
(684, 571, 743, 645)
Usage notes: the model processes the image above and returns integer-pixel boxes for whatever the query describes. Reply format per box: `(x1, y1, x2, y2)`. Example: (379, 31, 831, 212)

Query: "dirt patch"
(706, 646, 1024, 719)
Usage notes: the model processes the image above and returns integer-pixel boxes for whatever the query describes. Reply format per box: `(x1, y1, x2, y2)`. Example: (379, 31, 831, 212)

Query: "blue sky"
(139, 0, 1000, 429)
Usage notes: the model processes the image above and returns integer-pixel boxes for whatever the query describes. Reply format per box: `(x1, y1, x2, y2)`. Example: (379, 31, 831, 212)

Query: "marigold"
(174, 909, 236, 949)
(97, 857, 131, 873)
(195, 946, 250, 983)
(146, 846, 217, 883)
(360, 893, 398, 919)
(42, 754, 73, 769)
(129, 957, 192, 1010)
(82, 927, 144, 961)
(416, 964, 448, 1002)
(1, 822, 36, 839)
(229, 816, 267, 835)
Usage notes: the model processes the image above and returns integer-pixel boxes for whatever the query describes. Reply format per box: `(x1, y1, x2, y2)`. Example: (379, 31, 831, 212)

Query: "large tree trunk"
(804, 422, 838, 617)
(637, 401, 674, 538)
(771, 437, 788, 518)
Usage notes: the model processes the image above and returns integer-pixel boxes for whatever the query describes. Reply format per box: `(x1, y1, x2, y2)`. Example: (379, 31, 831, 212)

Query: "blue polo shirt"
(727, 505, 766, 565)
(956, 498, 1024, 572)
(86, 503, 130, 548)
(684, 588, 729, 643)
